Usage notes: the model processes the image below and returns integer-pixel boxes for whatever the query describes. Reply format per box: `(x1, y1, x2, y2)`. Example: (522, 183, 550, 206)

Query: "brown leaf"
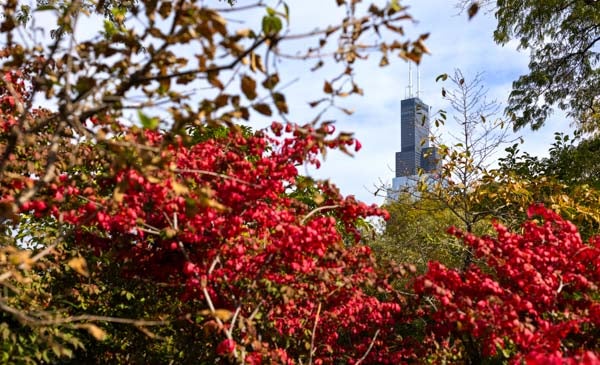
(252, 103, 272, 116)
(250, 53, 265, 73)
(379, 55, 389, 67)
(467, 2, 479, 19)
(262, 73, 280, 90)
(273, 92, 288, 114)
(208, 72, 224, 90)
(323, 81, 333, 94)
(214, 94, 229, 108)
(240, 106, 250, 120)
(0, 201, 18, 222)
(241, 75, 257, 100)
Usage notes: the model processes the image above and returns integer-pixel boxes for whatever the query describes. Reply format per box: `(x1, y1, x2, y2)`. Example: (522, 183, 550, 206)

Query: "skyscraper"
(389, 96, 439, 198)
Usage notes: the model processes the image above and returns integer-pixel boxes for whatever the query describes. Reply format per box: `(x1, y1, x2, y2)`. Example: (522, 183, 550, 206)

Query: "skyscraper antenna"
(408, 63, 413, 98)
(416, 64, 421, 98)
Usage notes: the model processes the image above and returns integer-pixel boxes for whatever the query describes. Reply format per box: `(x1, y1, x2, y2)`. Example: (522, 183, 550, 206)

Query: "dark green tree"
(459, 1, 600, 132)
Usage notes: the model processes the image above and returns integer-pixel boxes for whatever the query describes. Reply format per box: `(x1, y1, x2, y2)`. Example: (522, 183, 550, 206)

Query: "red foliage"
(415, 204, 600, 363)
(15, 120, 409, 362)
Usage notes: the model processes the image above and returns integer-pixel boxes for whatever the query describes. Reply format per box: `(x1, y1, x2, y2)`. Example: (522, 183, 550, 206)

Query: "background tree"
(476, 133, 600, 240)
(431, 69, 518, 233)
(458, 0, 600, 132)
(370, 193, 463, 273)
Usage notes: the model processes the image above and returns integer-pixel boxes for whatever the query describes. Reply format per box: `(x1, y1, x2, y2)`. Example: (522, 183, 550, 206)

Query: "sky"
(258, 0, 571, 206)
(25, 0, 572, 207)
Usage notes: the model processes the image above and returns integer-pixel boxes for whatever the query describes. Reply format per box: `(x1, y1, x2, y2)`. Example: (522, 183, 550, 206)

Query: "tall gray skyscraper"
(390, 96, 439, 197)
(396, 97, 433, 176)
(396, 98, 437, 177)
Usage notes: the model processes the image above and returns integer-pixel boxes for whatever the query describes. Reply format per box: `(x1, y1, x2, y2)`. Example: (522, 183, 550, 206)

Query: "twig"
(175, 168, 260, 188)
(0, 299, 168, 327)
(301, 205, 339, 225)
(308, 302, 322, 365)
(227, 306, 242, 338)
(355, 329, 380, 365)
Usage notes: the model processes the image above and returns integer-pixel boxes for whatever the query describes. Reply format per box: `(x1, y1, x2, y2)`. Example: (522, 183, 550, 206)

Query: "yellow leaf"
(200, 309, 233, 322)
(236, 28, 251, 37)
(68, 256, 89, 277)
(113, 186, 125, 203)
(314, 193, 325, 205)
(172, 182, 189, 195)
(81, 324, 107, 341)
(10, 250, 32, 268)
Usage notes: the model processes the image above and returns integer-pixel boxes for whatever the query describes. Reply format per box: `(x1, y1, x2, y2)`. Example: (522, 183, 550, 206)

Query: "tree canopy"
(499, 1, 600, 131)
(459, 0, 600, 131)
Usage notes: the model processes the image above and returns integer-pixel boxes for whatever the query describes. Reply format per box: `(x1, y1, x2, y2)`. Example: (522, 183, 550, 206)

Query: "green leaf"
(138, 111, 159, 130)
(435, 73, 448, 82)
(35, 4, 57, 11)
(103, 20, 117, 37)
(262, 15, 283, 35)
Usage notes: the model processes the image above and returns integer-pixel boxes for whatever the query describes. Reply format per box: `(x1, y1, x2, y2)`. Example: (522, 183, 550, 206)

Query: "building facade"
(389, 97, 439, 198)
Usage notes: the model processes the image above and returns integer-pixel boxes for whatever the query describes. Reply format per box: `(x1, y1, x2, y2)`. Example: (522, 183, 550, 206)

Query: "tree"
(371, 193, 464, 273)
(542, 132, 600, 190)
(459, 1, 600, 132)
(476, 133, 600, 240)
(433, 69, 517, 233)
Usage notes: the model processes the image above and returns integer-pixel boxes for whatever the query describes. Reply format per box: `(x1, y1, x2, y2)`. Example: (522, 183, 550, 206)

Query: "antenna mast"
(407, 63, 413, 98)
(416, 64, 421, 98)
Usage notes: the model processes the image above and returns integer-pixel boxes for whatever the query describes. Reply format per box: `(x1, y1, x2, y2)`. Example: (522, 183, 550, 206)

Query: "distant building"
(388, 96, 440, 200)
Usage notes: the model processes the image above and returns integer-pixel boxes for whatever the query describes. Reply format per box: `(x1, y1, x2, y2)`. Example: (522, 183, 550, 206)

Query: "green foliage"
(0, 221, 87, 364)
(475, 134, 600, 239)
(371, 194, 466, 273)
(493, 1, 600, 131)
